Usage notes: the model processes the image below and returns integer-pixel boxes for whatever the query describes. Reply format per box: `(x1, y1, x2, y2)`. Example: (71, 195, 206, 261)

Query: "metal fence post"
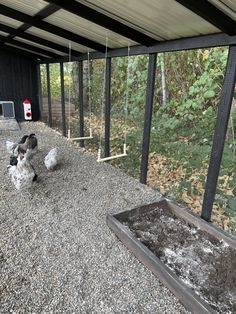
(36, 62, 42, 120)
(201, 45, 236, 221)
(79, 60, 85, 147)
(46, 63, 52, 127)
(140, 53, 157, 184)
(60, 62, 66, 136)
(105, 57, 111, 158)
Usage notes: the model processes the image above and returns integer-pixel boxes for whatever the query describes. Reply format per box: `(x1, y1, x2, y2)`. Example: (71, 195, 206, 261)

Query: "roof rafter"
(44, 0, 158, 46)
(0, 23, 81, 56)
(0, 34, 61, 58)
(176, 0, 236, 35)
(0, 3, 107, 52)
(7, 3, 61, 38)
(0, 43, 44, 60)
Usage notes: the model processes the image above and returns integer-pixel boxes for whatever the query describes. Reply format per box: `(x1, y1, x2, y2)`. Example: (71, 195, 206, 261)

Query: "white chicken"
(7, 148, 37, 190)
(44, 148, 58, 170)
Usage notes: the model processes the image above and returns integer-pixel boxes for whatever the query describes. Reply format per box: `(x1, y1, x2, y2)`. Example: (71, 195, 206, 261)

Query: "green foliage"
(41, 46, 236, 232)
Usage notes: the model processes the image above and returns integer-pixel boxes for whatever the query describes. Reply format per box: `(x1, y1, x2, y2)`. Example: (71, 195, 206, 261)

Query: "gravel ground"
(0, 121, 189, 314)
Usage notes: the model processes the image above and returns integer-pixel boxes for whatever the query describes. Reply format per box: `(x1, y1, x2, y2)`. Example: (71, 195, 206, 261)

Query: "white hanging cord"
(67, 40, 72, 138)
(97, 40, 130, 162)
(87, 51, 93, 137)
(98, 34, 109, 152)
(123, 44, 130, 154)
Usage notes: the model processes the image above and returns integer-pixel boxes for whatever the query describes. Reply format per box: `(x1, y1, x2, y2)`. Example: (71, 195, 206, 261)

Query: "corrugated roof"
(14, 37, 66, 56)
(26, 27, 91, 53)
(0, 0, 235, 60)
(208, 0, 236, 21)
(0, 0, 48, 16)
(78, 0, 220, 40)
(45, 9, 136, 48)
(0, 14, 23, 28)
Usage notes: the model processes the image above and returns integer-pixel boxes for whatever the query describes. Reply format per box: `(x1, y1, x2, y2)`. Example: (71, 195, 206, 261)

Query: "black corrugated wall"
(0, 50, 40, 121)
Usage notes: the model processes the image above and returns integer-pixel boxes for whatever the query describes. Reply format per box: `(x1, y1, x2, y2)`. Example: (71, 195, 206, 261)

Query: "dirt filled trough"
(116, 200, 236, 313)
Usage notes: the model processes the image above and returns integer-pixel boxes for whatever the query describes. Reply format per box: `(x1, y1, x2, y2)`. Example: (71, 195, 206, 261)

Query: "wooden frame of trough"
(107, 198, 236, 313)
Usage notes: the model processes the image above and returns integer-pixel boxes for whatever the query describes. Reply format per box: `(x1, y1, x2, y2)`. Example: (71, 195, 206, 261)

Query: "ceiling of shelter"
(0, 0, 235, 60)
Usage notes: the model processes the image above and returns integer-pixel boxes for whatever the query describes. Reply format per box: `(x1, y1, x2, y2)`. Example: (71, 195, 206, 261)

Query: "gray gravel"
(0, 122, 189, 314)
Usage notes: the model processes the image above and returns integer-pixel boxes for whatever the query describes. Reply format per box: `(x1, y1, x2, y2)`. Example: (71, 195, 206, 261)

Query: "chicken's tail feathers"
(18, 135, 28, 144)
(6, 140, 15, 154)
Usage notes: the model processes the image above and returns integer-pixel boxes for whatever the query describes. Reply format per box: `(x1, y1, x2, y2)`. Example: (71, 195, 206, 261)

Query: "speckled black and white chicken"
(6, 135, 28, 155)
(6, 133, 38, 160)
(7, 147, 37, 190)
(44, 148, 58, 170)
(15, 133, 38, 159)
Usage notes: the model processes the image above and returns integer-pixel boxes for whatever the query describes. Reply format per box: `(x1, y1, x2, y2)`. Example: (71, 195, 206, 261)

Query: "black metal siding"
(0, 50, 39, 121)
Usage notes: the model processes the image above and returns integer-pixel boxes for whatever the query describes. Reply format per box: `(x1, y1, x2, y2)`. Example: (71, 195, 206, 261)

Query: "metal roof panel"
(0, 0, 48, 16)
(26, 27, 91, 53)
(77, 0, 220, 40)
(14, 37, 66, 56)
(44, 9, 136, 48)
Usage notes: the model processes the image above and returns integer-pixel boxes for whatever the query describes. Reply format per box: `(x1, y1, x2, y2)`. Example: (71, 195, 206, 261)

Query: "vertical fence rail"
(36, 63, 42, 120)
(60, 62, 66, 136)
(79, 60, 85, 147)
(105, 57, 112, 158)
(201, 45, 236, 221)
(140, 53, 157, 184)
(46, 63, 52, 127)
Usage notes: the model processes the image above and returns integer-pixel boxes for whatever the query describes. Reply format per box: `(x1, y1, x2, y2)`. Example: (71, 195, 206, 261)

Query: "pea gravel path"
(0, 122, 189, 314)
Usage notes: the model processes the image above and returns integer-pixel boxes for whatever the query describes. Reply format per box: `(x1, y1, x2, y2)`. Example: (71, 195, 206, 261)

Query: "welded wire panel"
(26, 27, 90, 54)
(0, 0, 47, 16)
(44, 9, 136, 49)
(79, 0, 220, 41)
(208, 0, 236, 21)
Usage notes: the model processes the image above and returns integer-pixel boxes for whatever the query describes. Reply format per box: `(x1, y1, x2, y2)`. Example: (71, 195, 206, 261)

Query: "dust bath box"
(107, 198, 236, 314)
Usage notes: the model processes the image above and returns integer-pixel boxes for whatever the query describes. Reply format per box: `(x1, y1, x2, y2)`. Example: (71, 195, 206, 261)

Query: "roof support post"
(201, 45, 236, 221)
(46, 63, 52, 127)
(140, 53, 157, 184)
(36, 63, 42, 120)
(105, 57, 111, 158)
(79, 60, 85, 148)
(60, 62, 66, 136)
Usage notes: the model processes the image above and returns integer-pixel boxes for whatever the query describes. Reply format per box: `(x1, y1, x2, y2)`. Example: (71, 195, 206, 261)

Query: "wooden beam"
(40, 33, 236, 64)
(44, 0, 157, 46)
(140, 53, 157, 184)
(0, 34, 60, 59)
(0, 23, 81, 56)
(201, 46, 236, 221)
(0, 44, 43, 60)
(105, 57, 111, 158)
(176, 0, 236, 35)
(46, 63, 53, 127)
(78, 61, 85, 148)
(0, 4, 107, 52)
(60, 62, 66, 136)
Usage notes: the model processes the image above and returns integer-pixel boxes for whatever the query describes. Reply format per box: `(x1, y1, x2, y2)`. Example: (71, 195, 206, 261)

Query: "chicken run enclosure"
(1, 0, 236, 312)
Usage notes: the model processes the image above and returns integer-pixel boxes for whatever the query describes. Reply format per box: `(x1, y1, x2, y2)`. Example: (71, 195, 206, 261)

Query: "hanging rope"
(97, 38, 130, 162)
(67, 40, 72, 138)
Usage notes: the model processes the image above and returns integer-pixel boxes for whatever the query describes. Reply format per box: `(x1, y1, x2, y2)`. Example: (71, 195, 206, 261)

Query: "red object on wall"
(23, 99, 32, 120)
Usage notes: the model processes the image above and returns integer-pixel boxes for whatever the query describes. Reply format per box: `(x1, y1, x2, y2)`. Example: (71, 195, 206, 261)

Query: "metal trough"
(107, 198, 236, 314)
